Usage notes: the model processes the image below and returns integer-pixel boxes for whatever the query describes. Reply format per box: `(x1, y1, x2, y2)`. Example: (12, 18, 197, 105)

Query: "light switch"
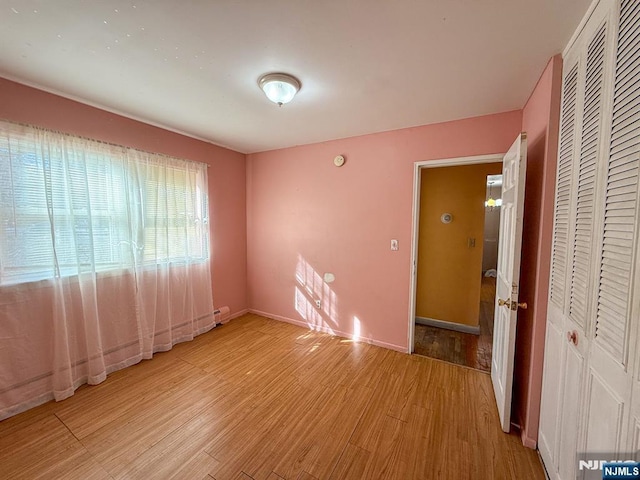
(391, 239, 399, 251)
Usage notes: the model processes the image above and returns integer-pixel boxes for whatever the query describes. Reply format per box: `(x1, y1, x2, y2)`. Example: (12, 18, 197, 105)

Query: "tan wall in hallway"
(415, 162, 502, 326)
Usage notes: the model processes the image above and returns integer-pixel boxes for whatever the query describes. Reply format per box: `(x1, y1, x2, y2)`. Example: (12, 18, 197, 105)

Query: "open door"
(491, 133, 527, 432)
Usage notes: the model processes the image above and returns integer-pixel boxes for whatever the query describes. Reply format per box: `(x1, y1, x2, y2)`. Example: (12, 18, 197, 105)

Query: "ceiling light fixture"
(258, 73, 300, 106)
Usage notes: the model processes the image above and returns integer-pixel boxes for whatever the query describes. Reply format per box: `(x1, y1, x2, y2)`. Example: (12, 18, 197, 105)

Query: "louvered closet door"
(538, 1, 617, 479)
(539, 52, 580, 480)
(582, 0, 640, 459)
(626, 0, 640, 454)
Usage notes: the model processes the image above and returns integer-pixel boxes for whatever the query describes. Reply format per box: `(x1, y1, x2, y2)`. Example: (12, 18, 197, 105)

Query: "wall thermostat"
(333, 155, 345, 167)
(441, 213, 453, 224)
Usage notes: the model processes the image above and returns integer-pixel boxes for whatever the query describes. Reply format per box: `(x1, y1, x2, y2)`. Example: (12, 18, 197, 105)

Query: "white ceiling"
(0, 0, 591, 154)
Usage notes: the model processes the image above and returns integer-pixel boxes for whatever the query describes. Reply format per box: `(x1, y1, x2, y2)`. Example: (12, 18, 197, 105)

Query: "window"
(0, 121, 209, 285)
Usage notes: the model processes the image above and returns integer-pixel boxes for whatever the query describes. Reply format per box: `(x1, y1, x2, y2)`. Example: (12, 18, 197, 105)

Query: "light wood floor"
(0, 313, 544, 480)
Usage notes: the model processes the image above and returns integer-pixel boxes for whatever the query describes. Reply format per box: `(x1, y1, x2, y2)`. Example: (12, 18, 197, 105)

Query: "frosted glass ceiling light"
(259, 73, 300, 106)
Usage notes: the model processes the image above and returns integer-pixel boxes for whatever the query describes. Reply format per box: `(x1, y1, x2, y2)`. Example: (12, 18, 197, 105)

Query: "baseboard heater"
(2, 306, 233, 409)
(214, 306, 231, 325)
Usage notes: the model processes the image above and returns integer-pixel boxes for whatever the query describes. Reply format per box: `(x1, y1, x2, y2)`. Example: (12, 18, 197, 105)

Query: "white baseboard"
(415, 316, 480, 335)
(249, 309, 407, 353)
(227, 308, 249, 321)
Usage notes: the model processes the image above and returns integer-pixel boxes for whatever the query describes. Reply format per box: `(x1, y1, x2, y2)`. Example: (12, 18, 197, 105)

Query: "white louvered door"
(581, 0, 640, 464)
(625, 0, 640, 457)
(539, 0, 640, 479)
(538, 53, 581, 480)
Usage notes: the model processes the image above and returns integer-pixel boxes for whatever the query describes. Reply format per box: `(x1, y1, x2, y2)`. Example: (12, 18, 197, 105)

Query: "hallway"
(414, 277, 495, 372)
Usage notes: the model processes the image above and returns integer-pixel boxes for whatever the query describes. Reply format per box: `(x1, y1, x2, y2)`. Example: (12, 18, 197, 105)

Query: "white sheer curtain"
(0, 121, 215, 419)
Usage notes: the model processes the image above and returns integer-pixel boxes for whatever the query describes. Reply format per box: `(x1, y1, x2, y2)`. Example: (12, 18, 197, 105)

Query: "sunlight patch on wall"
(294, 286, 334, 334)
(294, 254, 339, 333)
(353, 316, 361, 341)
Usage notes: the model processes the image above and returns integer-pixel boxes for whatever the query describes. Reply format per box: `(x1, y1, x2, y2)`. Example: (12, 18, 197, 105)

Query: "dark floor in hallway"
(413, 276, 495, 372)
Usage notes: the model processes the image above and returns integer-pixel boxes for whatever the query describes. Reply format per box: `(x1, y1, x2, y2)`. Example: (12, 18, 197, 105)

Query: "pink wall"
(246, 111, 522, 351)
(513, 55, 563, 448)
(0, 77, 248, 315)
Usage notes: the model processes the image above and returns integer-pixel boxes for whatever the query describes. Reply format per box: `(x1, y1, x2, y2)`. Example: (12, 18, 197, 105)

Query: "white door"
(538, 1, 639, 479)
(538, 45, 587, 480)
(578, 0, 639, 469)
(491, 133, 528, 432)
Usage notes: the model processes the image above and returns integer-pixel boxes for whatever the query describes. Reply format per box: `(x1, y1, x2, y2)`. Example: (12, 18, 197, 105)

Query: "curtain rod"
(0, 118, 211, 168)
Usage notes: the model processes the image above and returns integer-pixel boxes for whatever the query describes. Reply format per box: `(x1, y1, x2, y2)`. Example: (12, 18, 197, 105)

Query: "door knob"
(498, 298, 527, 311)
(567, 330, 578, 346)
(498, 298, 511, 308)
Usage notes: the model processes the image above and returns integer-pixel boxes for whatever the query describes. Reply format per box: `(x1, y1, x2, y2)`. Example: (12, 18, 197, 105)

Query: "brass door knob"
(498, 298, 527, 311)
(498, 298, 511, 308)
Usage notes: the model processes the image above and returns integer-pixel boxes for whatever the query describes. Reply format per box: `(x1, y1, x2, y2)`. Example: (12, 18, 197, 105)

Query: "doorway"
(408, 156, 502, 372)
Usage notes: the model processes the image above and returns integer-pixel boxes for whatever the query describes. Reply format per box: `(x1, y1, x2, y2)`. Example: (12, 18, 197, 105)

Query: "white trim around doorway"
(407, 153, 504, 353)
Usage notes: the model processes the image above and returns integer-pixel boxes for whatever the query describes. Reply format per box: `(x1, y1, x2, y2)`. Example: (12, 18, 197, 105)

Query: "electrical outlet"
(391, 239, 399, 251)
(315, 299, 321, 308)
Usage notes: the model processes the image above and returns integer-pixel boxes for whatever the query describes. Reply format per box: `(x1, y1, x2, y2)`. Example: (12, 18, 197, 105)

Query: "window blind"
(0, 121, 209, 285)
